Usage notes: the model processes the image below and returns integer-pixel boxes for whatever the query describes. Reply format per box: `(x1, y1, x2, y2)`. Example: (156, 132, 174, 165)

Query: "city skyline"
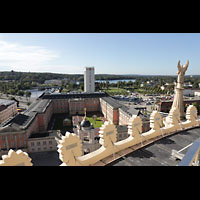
(0, 33, 200, 75)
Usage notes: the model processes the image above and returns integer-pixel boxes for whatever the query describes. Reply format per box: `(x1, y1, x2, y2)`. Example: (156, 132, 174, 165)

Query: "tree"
(193, 81, 199, 89)
(192, 102, 199, 114)
(106, 81, 109, 89)
(25, 91, 31, 102)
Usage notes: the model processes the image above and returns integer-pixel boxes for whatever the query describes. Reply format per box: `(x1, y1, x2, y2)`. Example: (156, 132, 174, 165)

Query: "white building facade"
(84, 67, 95, 93)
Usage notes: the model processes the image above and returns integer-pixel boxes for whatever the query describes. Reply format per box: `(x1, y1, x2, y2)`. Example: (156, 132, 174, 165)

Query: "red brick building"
(0, 92, 150, 155)
(156, 98, 200, 113)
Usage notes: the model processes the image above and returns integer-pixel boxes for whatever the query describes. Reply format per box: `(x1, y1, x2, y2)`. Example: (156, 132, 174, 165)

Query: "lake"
(28, 89, 44, 98)
(27, 88, 54, 98)
(95, 79, 135, 84)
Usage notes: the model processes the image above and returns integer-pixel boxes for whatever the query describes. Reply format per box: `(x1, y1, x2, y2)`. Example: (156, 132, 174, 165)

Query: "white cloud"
(0, 40, 60, 72)
(33, 64, 84, 74)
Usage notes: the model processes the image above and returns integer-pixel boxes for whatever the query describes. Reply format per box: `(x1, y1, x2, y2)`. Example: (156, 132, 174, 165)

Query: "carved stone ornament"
(150, 111, 163, 130)
(99, 121, 117, 148)
(0, 149, 33, 166)
(57, 132, 82, 165)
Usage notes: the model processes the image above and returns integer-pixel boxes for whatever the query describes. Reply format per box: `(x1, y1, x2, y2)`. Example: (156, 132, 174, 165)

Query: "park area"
(86, 116, 104, 128)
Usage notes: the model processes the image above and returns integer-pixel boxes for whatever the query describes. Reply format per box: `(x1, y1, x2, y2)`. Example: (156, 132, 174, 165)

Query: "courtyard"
(47, 111, 105, 135)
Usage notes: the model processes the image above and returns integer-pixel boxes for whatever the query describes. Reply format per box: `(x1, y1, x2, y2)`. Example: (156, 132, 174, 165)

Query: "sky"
(0, 33, 199, 75)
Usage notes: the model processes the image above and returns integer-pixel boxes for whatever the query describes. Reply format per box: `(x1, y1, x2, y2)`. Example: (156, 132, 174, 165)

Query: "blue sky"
(0, 33, 199, 75)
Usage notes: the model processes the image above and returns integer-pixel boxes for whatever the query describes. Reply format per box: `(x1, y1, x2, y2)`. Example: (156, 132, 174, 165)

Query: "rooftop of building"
(24, 99, 52, 115)
(40, 92, 109, 99)
(0, 99, 52, 130)
(28, 131, 60, 139)
(120, 105, 140, 116)
(0, 105, 7, 112)
(0, 99, 16, 112)
(108, 127, 200, 166)
(101, 96, 122, 109)
(101, 96, 141, 116)
(3, 114, 31, 127)
(0, 99, 16, 106)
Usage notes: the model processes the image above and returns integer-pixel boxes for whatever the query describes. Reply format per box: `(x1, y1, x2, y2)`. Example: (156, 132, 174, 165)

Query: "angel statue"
(177, 60, 189, 87)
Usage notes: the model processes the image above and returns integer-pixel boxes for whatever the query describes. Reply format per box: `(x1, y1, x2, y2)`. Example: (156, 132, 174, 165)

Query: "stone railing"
(0, 105, 199, 166)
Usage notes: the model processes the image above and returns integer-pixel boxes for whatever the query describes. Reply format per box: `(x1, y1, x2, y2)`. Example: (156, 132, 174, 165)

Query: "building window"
(10, 135, 14, 140)
(31, 142, 34, 147)
(20, 141, 23, 146)
(32, 148, 35, 151)
(11, 141, 15, 148)
(37, 142, 40, 146)
(49, 141, 52, 145)
(2, 136, 5, 141)
(38, 148, 41, 151)
(49, 146, 52, 149)
(43, 141, 46, 145)
(3, 143, 6, 149)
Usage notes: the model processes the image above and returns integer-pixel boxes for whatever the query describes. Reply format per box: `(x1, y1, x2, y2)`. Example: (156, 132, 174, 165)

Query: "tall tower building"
(84, 67, 95, 93)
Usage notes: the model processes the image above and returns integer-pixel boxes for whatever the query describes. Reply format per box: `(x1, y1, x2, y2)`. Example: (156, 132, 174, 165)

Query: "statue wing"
(177, 60, 182, 72)
(183, 60, 189, 73)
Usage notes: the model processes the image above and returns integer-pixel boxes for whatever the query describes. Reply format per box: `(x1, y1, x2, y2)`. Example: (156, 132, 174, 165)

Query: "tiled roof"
(101, 97, 122, 109)
(41, 92, 109, 99)
(3, 114, 31, 127)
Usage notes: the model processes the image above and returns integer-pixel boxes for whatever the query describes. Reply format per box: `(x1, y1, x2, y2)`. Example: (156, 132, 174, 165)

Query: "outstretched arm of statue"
(183, 60, 189, 73)
(177, 60, 182, 74)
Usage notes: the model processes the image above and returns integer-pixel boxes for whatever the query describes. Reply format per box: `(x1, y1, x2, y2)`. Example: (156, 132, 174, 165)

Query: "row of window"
(1, 140, 25, 149)
(30, 140, 53, 147)
(1, 135, 24, 141)
(31, 146, 53, 152)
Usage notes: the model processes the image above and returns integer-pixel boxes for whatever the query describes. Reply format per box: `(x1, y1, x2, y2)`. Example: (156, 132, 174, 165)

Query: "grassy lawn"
(103, 87, 128, 95)
(86, 117, 104, 128)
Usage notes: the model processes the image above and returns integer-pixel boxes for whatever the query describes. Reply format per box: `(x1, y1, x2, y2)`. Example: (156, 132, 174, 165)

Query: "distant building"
(44, 79, 62, 85)
(195, 91, 200, 97)
(84, 67, 95, 93)
(156, 98, 200, 113)
(0, 99, 17, 124)
(183, 88, 200, 97)
(160, 86, 165, 91)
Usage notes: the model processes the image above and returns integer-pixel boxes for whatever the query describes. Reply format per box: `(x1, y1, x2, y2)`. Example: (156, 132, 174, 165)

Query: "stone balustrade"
(0, 105, 199, 166)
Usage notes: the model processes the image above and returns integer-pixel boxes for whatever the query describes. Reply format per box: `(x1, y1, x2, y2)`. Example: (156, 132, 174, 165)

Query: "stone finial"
(128, 115, 142, 137)
(150, 111, 163, 130)
(165, 108, 180, 126)
(99, 121, 117, 148)
(57, 132, 82, 166)
(186, 105, 198, 122)
(0, 149, 33, 166)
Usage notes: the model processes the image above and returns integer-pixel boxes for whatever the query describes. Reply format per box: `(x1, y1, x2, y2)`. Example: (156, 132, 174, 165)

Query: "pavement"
(29, 151, 62, 166)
